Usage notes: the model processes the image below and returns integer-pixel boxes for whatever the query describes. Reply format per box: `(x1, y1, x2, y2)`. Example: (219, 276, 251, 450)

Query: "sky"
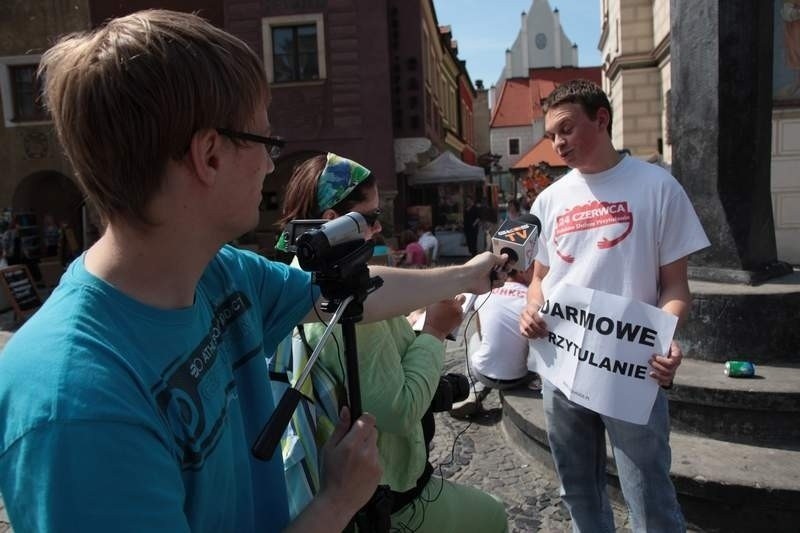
(432, 0, 602, 88)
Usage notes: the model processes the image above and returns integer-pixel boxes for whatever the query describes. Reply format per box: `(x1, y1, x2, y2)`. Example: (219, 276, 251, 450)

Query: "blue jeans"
(542, 380, 684, 533)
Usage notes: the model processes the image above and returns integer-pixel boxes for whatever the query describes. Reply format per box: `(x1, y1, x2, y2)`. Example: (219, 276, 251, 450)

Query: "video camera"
(280, 212, 373, 272)
(258, 213, 392, 532)
(254, 213, 383, 461)
(279, 213, 381, 307)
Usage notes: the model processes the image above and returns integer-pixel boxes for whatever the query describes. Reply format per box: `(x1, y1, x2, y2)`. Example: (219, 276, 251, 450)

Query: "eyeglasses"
(216, 128, 285, 159)
(359, 208, 382, 228)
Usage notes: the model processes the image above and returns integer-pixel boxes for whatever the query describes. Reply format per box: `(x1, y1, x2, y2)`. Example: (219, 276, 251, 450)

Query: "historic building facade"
(602, 0, 800, 263)
(0, 0, 90, 249)
(0, 0, 484, 255)
(232, 0, 480, 240)
(0, 0, 228, 254)
(598, 0, 671, 161)
(487, 0, 600, 202)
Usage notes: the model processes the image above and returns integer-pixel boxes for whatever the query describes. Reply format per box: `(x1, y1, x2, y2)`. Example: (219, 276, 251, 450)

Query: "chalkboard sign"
(0, 265, 43, 323)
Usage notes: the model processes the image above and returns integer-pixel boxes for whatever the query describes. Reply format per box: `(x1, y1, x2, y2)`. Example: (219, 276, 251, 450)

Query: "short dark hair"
(543, 79, 612, 136)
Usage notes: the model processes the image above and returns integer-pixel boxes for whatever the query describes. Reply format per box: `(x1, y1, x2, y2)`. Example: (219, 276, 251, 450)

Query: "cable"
(462, 290, 493, 400)
(392, 291, 496, 533)
(309, 284, 346, 382)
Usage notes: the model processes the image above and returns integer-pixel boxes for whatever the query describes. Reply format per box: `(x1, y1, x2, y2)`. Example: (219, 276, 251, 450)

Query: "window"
(1, 55, 49, 127)
(263, 15, 326, 84)
(272, 24, 318, 82)
(509, 138, 520, 155)
(10, 65, 46, 121)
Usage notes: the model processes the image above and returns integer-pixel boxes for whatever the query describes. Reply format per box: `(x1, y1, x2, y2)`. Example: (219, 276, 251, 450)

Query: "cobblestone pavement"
(429, 341, 633, 533)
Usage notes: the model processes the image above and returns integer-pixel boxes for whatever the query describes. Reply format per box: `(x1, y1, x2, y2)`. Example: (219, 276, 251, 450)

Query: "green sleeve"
(310, 317, 444, 434)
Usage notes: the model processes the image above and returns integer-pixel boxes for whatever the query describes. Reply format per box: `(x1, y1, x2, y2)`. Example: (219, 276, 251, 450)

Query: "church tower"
(493, 0, 579, 104)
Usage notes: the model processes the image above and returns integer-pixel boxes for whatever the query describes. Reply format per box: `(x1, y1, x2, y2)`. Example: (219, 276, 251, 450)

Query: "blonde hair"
(39, 9, 269, 226)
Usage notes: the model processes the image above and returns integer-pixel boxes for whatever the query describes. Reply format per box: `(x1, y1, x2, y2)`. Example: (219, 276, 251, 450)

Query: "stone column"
(670, 0, 790, 283)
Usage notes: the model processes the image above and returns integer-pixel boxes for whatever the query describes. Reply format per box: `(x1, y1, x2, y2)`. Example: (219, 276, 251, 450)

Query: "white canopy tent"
(407, 151, 486, 185)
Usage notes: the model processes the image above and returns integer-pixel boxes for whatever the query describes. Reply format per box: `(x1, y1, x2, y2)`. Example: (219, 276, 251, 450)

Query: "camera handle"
(340, 316, 363, 420)
(252, 294, 356, 461)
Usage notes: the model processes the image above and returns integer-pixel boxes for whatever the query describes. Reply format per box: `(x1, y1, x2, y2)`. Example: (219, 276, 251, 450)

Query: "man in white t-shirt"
(450, 266, 539, 418)
(519, 79, 710, 532)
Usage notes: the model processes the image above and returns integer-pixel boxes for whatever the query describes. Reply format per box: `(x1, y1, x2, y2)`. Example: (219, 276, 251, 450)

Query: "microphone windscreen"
(515, 214, 541, 233)
(491, 214, 541, 271)
(500, 247, 519, 263)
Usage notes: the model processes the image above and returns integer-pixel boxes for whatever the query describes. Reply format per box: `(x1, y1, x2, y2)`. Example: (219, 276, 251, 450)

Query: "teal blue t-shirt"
(0, 245, 318, 532)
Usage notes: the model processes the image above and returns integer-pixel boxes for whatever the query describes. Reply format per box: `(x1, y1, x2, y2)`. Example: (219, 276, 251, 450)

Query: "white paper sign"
(412, 293, 478, 338)
(528, 284, 678, 424)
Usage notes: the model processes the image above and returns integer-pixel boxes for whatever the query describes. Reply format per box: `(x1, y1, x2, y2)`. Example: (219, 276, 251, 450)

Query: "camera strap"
(389, 461, 434, 513)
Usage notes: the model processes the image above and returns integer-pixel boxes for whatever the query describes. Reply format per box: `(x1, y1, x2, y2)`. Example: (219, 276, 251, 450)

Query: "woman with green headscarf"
(276, 153, 508, 532)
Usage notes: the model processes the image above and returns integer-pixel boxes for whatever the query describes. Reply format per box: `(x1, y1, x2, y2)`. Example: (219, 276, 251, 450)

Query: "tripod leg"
(341, 319, 391, 532)
(341, 320, 363, 421)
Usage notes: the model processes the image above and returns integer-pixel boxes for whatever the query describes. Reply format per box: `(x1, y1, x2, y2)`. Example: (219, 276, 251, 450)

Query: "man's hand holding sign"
(522, 283, 680, 424)
(650, 340, 683, 388)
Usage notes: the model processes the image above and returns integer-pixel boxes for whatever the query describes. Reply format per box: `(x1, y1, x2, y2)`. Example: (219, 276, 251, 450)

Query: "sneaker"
(475, 387, 490, 402)
(449, 392, 479, 418)
(449, 388, 490, 418)
(527, 376, 542, 392)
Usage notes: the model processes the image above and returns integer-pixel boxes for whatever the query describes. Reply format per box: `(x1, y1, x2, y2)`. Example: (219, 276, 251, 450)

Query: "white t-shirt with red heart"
(532, 155, 710, 307)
